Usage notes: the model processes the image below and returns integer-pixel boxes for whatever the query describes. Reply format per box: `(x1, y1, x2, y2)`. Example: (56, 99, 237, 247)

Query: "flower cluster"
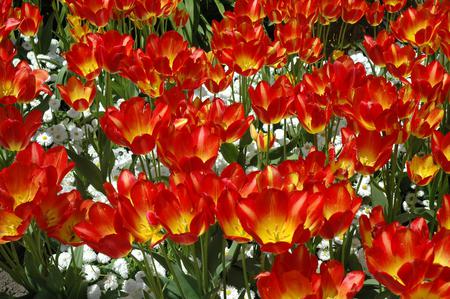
(1, 0, 450, 298)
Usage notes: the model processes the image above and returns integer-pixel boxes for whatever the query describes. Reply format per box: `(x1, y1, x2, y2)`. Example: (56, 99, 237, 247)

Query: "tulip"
(0, 106, 42, 152)
(15, 3, 42, 36)
(74, 202, 133, 258)
(57, 77, 96, 112)
(237, 189, 324, 253)
(100, 97, 170, 155)
(248, 75, 295, 124)
(406, 154, 439, 186)
(153, 184, 215, 245)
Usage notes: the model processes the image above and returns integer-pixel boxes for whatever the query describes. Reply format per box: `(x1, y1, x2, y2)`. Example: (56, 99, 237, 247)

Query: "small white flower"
(113, 258, 129, 279)
(103, 273, 119, 291)
(87, 284, 101, 299)
(49, 97, 61, 110)
(57, 251, 72, 270)
(50, 124, 68, 144)
(43, 109, 53, 122)
(70, 127, 84, 142)
(122, 278, 146, 299)
(131, 249, 144, 262)
(36, 132, 53, 146)
(67, 108, 81, 119)
(356, 175, 371, 198)
(317, 240, 331, 261)
(97, 253, 111, 264)
(356, 205, 372, 219)
(218, 286, 239, 299)
(83, 245, 97, 263)
(416, 190, 425, 198)
(82, 265, 101, 282)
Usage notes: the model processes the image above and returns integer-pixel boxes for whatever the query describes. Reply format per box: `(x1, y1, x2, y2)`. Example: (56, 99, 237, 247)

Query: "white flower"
(356, 175, 371, 197)
(103, 273, 119, 291)
(131, 249, 144, 262)
(97, 253, 111, 264)
(43, 109, 53, 122)
(122, 278, 147, 299)
(83, 245, 97, 263)
(87, 284, 101, 299)
(57, 251, 72, 270)
(356, 205, 372, 219)
(113, 258, 129, 279)
(49, 124, 68, 144)
(36, 132, 53, 146)
(317, 240, 331, 261)
(218, 286, 239, 299)
(82, 265, 101, 282)
(144, 255, 166, 277)
(416, 190, 425, 198)
(70, 127, 84, 142)
(67, 108, 81, 119)
(87, 185, 108, 203)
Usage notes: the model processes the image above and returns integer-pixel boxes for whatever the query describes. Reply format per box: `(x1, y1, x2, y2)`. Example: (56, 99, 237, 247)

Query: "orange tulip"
(432, 131, 450, 174)
(437, 195, 450, 231)
(100, 97, 170, 155)
(216, 189, 252, 243)
(248, 75, 295, 124)
(352, 128, 396, 175)
(0, 210, 30, 245)
(360, 211, 434, 295)
(408, 103, 444, 138)
(15, 142, 74, 186)
(66, 0, 114, 27)
(0, 105, 42, 152)
(319, 183, 362, 239)
(406, 154, 439, 186)
(411, 61, 450, 104)
(153, 183, 215, 245)
(74, 202, 133, 258)
(95, 30, 134, 74)
(0, 61, 51, 105)
(384, 0, 406, 13)
(257, 245, 364, 299)
(237, 189, 323, 253)
(342, 0, 368, 24)
(104, 170, 166, 246)
(66, 40, 102, 81)
(157, 124, 221, 172)
(391, 7, 442, 54)
(57, 77, 96, 112)
(365, 1, 384, 26)
(14, 3, 42, 36)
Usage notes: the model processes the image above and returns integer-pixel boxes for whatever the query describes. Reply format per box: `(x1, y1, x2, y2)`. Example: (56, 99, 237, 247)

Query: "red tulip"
(0, 105, 42, 152)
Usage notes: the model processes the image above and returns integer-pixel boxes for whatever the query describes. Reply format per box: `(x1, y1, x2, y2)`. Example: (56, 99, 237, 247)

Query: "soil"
(0, 271, 27, 298)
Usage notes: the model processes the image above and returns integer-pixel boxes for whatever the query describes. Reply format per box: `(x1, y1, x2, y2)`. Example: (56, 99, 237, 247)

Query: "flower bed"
(1, 0, 450, 298)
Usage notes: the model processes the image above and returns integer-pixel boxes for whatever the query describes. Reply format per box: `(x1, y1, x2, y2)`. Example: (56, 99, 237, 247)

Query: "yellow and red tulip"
(0, 105, 42, 152)
(406, 154, 440, 186)
(237, 189, 324, 253)
(74, 201, 133, 258)
(57, 77, 96, 112)
(100, 97, 170, 155)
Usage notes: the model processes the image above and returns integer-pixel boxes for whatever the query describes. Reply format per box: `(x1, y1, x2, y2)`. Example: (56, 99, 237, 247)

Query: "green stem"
(105, 72, 113, 108)
(161, 245, 187, 299)
(240, 245, 252, 299)
(222, 238, 227, 299)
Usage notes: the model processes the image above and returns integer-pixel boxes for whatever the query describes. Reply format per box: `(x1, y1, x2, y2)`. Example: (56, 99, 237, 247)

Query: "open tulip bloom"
(1, 0, 450, 298)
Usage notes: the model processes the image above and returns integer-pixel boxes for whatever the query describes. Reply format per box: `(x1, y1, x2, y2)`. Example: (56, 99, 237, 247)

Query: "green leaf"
(370, 182, 388, 208)
(67, 149, 105, 194)
(37, 14, 55, 54)
(212, 0, 225, 15)
(220, 143, 239, 163)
